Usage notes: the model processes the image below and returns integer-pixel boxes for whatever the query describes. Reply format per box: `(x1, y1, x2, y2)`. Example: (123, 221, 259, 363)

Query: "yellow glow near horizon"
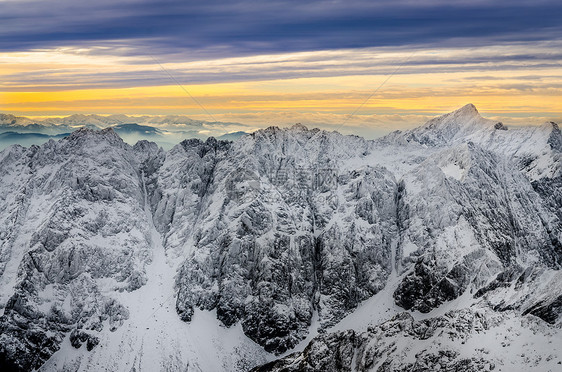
(3, 76, 561, 114)
(1, 45, 561, 127)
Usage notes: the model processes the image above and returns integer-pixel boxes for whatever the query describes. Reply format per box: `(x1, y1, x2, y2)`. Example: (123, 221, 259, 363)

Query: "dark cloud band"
(1, 0, 561, 58)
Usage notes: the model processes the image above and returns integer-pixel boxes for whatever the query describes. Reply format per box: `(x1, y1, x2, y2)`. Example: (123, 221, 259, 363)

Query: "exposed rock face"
(69, 329, 99, 351)
(170, 128, 397, 353)
(253, 310, 499, 372)
(0, 105, 561, 371)
(0, 129, 148, 370)
(392, 143, 561, 313)
(256, 106, 562, 371)
(253, 330, 357, 372)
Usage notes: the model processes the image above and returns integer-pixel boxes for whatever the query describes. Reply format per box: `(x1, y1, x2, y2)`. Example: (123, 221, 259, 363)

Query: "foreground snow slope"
(0, 104, 561, 371)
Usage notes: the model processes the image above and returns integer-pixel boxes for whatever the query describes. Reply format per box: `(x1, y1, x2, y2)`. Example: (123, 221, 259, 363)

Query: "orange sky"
(1, 45, 561, 134)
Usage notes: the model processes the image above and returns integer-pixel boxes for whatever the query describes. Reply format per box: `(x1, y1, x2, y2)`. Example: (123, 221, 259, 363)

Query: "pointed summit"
(389, 104, 498, 146)
(453, 103, 480, 117)
(423, 103, 489, 132)
(540, 121, 560, 132)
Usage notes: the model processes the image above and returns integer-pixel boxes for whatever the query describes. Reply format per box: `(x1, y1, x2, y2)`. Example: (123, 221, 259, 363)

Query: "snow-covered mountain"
(0, 114, 248, 151)
(0, 114, 35, 127)
(0, 113, 243, 131)
(0, 105, 561, 371)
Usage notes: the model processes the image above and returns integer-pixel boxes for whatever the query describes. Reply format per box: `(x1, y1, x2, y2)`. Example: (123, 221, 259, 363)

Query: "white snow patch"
(440, 162, 465, 180)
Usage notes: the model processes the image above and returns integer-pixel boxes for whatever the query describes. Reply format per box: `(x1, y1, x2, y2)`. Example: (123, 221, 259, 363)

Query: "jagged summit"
(0, 113, 34, 126)
(66, 126, 119, 138)
(0, 113, 18, 124)
(1, 104, 562, 372)
(254, 124, 321, 138)
(62, 127, 125, 149)
(290, 123, 309, 131)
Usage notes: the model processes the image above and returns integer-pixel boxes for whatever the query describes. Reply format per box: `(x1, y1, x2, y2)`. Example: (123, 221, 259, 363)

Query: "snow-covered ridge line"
(0, 113, 241, 129)
(0, 104, 561, 372)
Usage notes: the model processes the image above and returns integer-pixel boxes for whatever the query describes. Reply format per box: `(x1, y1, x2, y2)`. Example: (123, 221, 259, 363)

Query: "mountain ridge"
(0, 105, 561, 371)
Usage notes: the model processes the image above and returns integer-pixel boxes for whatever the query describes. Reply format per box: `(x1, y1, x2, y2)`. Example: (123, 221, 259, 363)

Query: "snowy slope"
(256, 106, 562, 371)
(0, 105, 561, 372)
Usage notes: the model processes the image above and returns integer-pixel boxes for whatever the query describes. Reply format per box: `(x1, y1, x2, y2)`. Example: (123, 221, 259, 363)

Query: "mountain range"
(0, 104, 561, 371)
(0, 114, 248, 150)
(0, 113, 242, 130)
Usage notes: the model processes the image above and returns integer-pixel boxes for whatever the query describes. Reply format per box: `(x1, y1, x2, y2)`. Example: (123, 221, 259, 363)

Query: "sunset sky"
(1, 0, 561, 136)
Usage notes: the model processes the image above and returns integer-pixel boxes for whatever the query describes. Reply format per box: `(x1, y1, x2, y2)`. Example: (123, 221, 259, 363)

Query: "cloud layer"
(2, 0, 562, 57)
(0, 0, 561, 134)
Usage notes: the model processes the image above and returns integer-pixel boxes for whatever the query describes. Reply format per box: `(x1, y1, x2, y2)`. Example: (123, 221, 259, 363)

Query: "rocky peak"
(424, 103, 485, 131)
(0, 113, 33, 126)
(60, 127, 126, 152)
(1, 105, 562, 372)
(544, 121, 562, 152)
(133, 140, 161, 158)
(66, 126, 118, 138)
(392, 104, 499, 147)
(290, 123, 309, 131)
(494, 122, 508, 130)
(0, 113, 17, 124)
(454, 103, 480, 117)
